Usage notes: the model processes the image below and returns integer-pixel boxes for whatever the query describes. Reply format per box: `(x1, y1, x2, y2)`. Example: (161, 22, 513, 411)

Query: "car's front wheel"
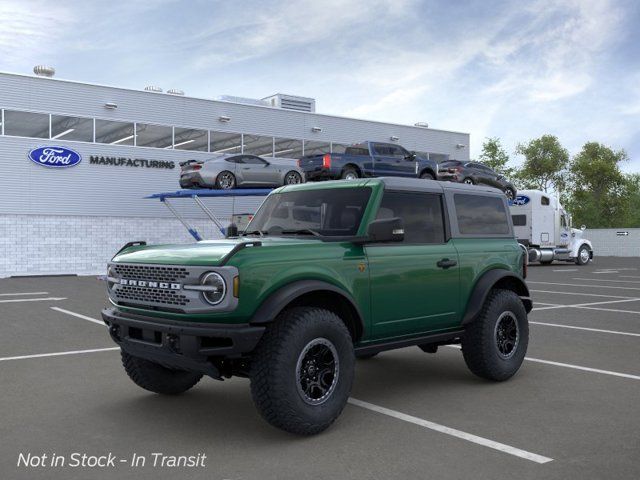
(284, 171, 303, 185)
(420, 171, 435, 180)
(121, 351, 202, 395)
(575, 245, 591, 265)
(250, 307, 355, 435)
(461, 289, 528, 381)
(216, 171, 236, 189)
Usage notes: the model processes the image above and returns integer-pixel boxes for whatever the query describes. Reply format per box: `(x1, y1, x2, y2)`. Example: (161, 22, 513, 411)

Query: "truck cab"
(509, 190, 593, 265)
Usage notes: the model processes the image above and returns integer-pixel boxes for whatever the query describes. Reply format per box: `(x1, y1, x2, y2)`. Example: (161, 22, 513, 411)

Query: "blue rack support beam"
(146, 189, 272, 241)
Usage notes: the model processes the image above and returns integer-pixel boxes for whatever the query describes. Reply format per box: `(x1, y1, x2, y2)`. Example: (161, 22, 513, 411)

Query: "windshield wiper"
(280, 229, 322, 237)
(241, 230, 266, 237)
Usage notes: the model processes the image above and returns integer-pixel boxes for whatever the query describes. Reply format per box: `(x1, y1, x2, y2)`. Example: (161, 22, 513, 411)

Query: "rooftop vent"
(167, 88, 185, 96)
(144, 85, 163, 93)
(262, 94, 316, 113)
(33, 65, 55, 77)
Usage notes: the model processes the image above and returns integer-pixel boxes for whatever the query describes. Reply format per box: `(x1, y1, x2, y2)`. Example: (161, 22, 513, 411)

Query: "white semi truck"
(509, 190, 593, 265)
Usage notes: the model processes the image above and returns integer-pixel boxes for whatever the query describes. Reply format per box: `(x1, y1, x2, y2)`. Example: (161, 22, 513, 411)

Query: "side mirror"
(366, 217, 404, 243)
(404, 153, 416, 161)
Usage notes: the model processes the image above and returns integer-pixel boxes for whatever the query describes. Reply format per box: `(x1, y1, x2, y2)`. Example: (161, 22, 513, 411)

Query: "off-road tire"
(461, 289, 528, 381)
(121, 351, 202, 395)
(575, 245, 591, 265)
(420, 171, 435, 180)
(341, 167, 359, 180)
(250, 307, 355, 435)
(215, 171, 236, 189)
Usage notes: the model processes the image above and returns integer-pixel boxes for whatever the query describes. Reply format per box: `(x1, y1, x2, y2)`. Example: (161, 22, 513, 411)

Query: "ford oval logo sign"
(28, 146, 82, 168)
(509, 195, 530, 206)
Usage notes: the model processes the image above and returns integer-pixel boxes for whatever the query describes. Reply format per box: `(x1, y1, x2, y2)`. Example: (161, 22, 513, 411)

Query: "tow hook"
(166, 334, 181, 353)
(108, 324, 121, 342)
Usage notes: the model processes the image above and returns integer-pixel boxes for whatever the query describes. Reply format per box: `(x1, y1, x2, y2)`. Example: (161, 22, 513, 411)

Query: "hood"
(112, 237, 322, 266)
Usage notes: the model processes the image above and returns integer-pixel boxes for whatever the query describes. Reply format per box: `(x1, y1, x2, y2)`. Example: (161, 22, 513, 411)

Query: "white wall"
(583, 228, 640, 257)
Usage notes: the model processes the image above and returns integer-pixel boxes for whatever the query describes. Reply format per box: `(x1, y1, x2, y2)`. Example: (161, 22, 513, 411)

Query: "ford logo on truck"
(28, 146, 82, 168)
(510, 195, 530, 206)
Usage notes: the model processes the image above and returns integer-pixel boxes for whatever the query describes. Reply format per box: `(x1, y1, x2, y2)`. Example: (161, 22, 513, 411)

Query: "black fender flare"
(462, 269, 532, 325)
(249, 280, 365, 338)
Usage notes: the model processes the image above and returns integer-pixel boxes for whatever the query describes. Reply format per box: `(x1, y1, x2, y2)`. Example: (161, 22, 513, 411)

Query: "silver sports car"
(179, 154, 305, 189)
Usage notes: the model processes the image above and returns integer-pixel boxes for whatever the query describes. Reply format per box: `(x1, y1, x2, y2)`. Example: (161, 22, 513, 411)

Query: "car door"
(391, 145, 417, 177)
(371, 143, 396, 177)
(365, 190, 460, 339)
(478, 164, 502, 188)
(238, 155, 272, 185)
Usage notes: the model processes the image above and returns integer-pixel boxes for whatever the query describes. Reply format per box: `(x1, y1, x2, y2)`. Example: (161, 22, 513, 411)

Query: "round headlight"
(201, 272, 226, 305)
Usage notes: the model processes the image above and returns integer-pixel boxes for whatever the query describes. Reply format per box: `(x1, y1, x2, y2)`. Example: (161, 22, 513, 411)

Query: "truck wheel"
(575, 245, 591, 265)
(463, 177, 475, 185)
(216, 171, 236, 189)
(461, 289, 528, 381)
(250, 307, 355, 435)
(341, 167, 359, 180)
(504, 187, 516, 200)
(420, 171, 435, 180)
(121, 351, 202, 395)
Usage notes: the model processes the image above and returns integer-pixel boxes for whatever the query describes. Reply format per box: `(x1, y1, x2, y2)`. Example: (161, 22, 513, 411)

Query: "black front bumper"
(102, 308, 265, 378)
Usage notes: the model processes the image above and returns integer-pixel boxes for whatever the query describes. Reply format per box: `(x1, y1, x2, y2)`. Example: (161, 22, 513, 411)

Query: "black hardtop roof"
(379, 177, 503, 196)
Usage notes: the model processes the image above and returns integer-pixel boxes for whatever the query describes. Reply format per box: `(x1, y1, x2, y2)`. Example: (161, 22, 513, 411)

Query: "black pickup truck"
(298, 141, 439, 181)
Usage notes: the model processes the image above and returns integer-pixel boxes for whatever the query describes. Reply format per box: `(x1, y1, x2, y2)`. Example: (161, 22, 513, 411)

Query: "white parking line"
(525, 357, 640, 381)
(552, 269, 578, 272)
(620, 275, 640, 279)
(576, 306, 640, 316)
(348, 398, 553, 464)
(446, 345, 640, 380)
(0, 297, 67, 304)
(533, 298, 640, 311)
(50, 307, 105, 326)
(573, 277, 640, 284)
(0, 292, 49, 296)
(0, 347, 119, 362)
(530, 321, 640, 337)
(527, 281, 640, 291)
(530, 289, 637, 299)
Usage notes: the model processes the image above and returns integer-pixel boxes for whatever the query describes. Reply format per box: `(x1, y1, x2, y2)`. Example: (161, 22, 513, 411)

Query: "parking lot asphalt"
(1, 257, 639, 480)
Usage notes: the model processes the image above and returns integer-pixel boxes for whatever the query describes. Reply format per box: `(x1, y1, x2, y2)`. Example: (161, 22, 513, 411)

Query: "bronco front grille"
(114, 285, 190, 307)
(113, 264, 189, 283)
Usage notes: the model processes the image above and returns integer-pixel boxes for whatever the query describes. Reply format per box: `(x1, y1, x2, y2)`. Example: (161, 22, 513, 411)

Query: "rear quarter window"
(512, 214, 527, 226)
(454, 194, 510, 235)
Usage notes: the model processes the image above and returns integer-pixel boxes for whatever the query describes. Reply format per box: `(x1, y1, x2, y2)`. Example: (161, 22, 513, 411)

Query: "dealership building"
(0, 68, 470, 277)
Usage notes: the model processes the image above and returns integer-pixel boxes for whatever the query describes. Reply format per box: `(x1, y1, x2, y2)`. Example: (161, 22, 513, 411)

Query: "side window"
(561, 215, 567, 228)
(541, 196, 550, 206)
(225, 156, 243, 164)
(375, 191, 445, 244)
(372, 143, 391, 156)
(454, 194, 510, 235)
(512, 215, 527, 226)
(388, 145, 408, 159)
(242, 155, 267, 165)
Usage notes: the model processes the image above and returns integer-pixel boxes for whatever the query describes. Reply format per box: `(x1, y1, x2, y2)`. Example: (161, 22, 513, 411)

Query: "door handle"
(437, 258, 457, 269)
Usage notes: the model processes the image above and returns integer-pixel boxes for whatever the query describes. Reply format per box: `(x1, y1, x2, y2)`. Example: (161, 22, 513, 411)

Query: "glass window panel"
(4, 110, 49, 138)
(136, 123, 172, 148)
(331, 143, 349, 154)
(454, 194, 510, 235)
(51, 115, 93, 142)
(273, 137, 303, 158)
(210, 131, 243, 154)
(173, 127, 208, 151)
(243, 134, 274, 156)
(376, 192, 445, 244)
(303, 140, 330, 156)
(95, 119, 135, 145)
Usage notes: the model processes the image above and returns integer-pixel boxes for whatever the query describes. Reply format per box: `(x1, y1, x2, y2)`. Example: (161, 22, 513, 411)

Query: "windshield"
(245, 187, 372, 237)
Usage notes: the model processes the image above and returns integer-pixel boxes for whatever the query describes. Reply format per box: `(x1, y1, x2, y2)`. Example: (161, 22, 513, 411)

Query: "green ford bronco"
(102, 177, 532, 435)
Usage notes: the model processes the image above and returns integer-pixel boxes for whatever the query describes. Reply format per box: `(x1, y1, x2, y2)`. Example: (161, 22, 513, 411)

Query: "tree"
(566, 142, 629, 228)
(478, 137, 514, 177)
(625, 174, 640, 227)
(514, 135, 569, 192)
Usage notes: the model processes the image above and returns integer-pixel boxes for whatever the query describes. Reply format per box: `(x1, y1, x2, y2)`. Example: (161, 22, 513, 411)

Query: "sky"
(1, 0, 639, 171)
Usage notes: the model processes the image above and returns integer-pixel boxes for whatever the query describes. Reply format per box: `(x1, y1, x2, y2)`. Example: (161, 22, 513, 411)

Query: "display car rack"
(146, 188, 272, 241)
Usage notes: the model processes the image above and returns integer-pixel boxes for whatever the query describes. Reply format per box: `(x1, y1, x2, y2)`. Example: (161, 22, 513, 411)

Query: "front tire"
(121, 351, 202, 395)
(575, 245, 591, 265)
(216, 171, 236, 189)
(461, 289, 528, 381)
(420, 171, 435, 180)
(250, 307, 355, 435)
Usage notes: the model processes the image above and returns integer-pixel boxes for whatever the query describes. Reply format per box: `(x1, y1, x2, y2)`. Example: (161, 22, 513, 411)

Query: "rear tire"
(121, 351, 202, 395)
(463, 177, 475, 185)
(575, 245, 591, 265)
(284, 171, 303, 185)
(504, 187, 516, 200)
(461, 289, 528, 381)
(341, 167, 359, 180)
(216, 171, 236, 189)
(250, 307, 355, 435)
